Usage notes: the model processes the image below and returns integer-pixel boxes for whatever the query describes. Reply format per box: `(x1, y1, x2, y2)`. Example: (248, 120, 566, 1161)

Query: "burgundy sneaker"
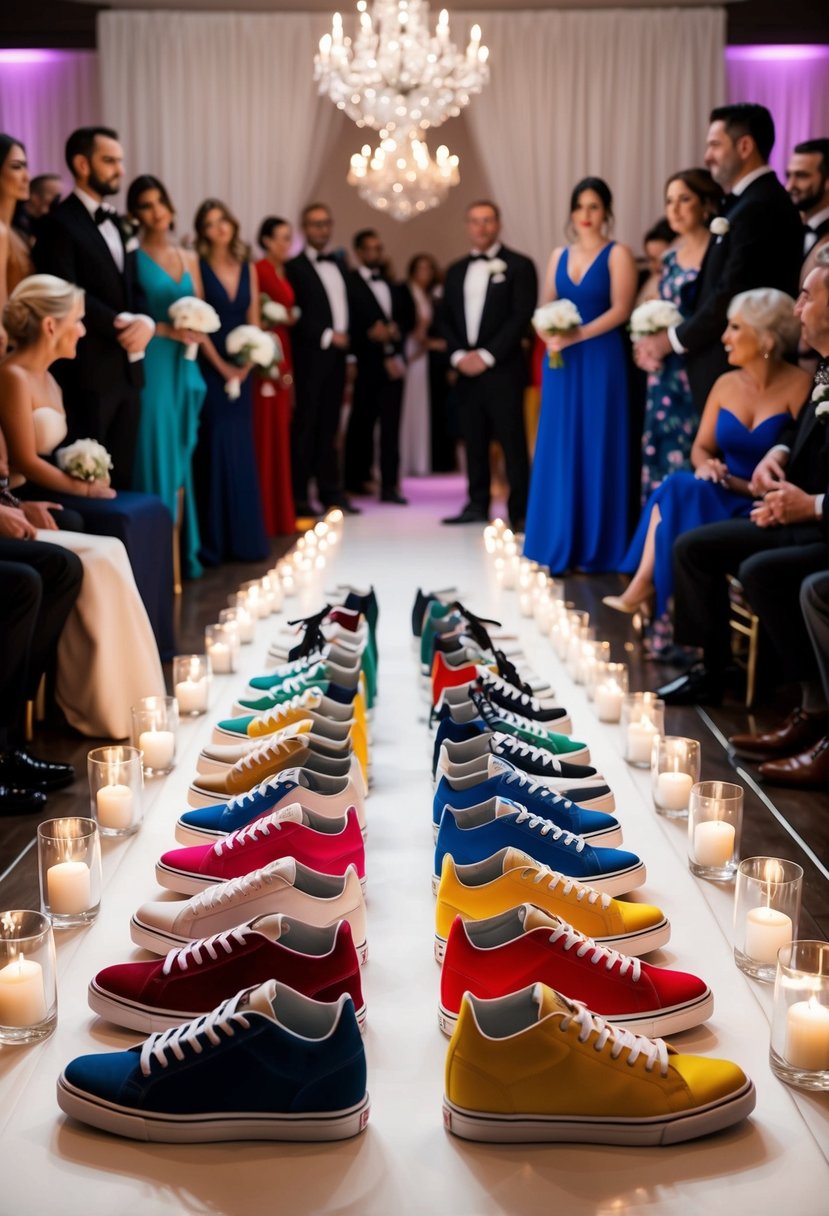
(155, 803, 365, 896)
(88, 914, 365, 1034)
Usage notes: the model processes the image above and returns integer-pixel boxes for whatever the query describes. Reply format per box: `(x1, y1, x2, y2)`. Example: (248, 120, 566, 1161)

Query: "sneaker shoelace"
(448, 602, 500, 654)
(233, 737, 302, 772)
(213, 812, 289, 856)
(502, 768, 572, 811)
(509, 807, 584, 852)
(224, 773, 298, 812)
(559, 1001, 669, 1075)
(287, 604, 333, 660)
(492, 649, 534, 697)
(548, 923, 640, 980)
(162, 924, 254, 975)
(249, 692, 321, 731)
(260, 665, 327, 700)
(522, 865, 610, 908)
(492, 735, 564, 774)
(479, 674, 545, 714)
(139, 991, 251, 1076)
(187, 866, 282, 914)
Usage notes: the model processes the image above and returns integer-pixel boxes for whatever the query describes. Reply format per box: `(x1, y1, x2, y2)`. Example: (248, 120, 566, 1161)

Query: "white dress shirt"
(307, 247, 349, 349)
(74, 186, 124, 272)
(451, 241, 501, 368)
(804, 204, 829, 255)
(359, 264, 392, 319)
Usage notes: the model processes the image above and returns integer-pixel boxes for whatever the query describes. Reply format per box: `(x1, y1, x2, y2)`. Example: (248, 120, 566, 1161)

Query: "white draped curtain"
(0, 52, 100, 182)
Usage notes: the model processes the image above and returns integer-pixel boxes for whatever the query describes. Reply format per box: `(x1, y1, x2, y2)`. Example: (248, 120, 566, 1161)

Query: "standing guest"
(787, 138, 829, 282)
(636, 104, 803, 415)
(525, 178, 637, 572)
(0, 134, 34, 355)
(14, 173, 62, 248)
(192, 199, 268, 566)
(437, 200, 537, 529)
(400, 252, 440, 478)
(32, 127, 154, 488)
(127, 175, 207, 580)
(345, 229, 414, 504)
(254, 215, 297, 537)
(286, 203, 355, 518)
(635, 218, 676, 308)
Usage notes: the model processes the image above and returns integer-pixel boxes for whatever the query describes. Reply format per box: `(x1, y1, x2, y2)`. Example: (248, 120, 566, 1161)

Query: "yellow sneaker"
(444, 984, 755, 1145)
(434, 847, 669, 961)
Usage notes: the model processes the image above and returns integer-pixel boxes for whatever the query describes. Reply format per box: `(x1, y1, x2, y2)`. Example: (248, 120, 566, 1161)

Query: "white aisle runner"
(0, 479, 827, 1215)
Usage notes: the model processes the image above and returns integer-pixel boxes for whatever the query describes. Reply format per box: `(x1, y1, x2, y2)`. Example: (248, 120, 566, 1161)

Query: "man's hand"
(750, 449, 789, 494)
(635, 331, 672, 370)
(384, 356, 406, 381)
(114, 315, 153, 354)
(457, 351, 489, 376)
(330, 331, 350, 351)
(0, 503, 37, 539)
(21, 501, 61, 531)
(756, 483, 819, 527)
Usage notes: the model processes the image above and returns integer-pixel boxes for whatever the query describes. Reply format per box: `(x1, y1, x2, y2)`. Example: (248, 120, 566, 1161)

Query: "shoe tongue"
(263, 857, 297, 883)
(494, 796, 522, 818)
(250, 913, 288, 941)
(502, 846, 535, 869)
(533, 982, 575, 1020)
(275, 802, 306, 825)
(488, 755, 515, 779)
(243, 978, 278, 1018)
(277, 767, 310, 788)
(523, 906, 561, 933)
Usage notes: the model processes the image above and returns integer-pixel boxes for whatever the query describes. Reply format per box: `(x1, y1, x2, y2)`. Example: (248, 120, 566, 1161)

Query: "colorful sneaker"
(89, 914, 365, 1034)
(130, 857, 367, 960)
(470, 689, 591, 762)
(59, 980, 370, 1142)
(187, 722, 312, 806)
(157, 805, 365, 895)
(434, 848, 669, 962)
(232, 662, 369, 716)
(435, 682, 572, 736)
(443, 983, 754, 1145)
(439, 905, 712, 1038)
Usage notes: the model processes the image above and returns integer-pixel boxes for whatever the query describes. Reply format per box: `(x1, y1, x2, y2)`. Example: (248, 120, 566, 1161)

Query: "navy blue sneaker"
(57, 980, 369, 1142)
(436, 732, 613, 806)
(433, 799, 646, 898)
(432, 757, 623, 847)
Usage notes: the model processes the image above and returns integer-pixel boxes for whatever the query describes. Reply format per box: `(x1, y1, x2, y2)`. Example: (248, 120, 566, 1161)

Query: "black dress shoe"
(380, 490, 408, 505)
(442, 507, 489, 525)
(0, 784, 48, 816)
(655, 665, 723, 707)
(0, 749, 75, 791)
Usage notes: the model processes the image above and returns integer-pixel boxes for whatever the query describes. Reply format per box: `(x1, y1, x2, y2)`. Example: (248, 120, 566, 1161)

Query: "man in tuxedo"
(14, 173, 62, 247)
(33, 127, 153, 489)
(656, 249, 829, 707)
(285, 203, 356, 517)
(788, 138, 829, 284)
(636, 104, 803, 413)
(436, 200, 537, 529)
(345, 229, 415, 504)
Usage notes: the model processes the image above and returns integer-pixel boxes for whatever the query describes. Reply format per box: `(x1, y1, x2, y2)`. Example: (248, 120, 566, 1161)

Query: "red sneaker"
(155, 803, 365, 896)
(439, 905, 712, 1039)
(89, 914, 365, 1034)
(431, 651, 479, 707)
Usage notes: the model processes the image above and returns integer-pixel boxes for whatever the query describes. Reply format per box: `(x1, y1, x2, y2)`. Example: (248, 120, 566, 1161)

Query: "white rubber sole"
(433, 915, 671, 964)
(154, 859, 367, 897)
(129, 913, 370, 965)
(57, 1075, 370, 1143)
(430, 859, 644, 899)
(442, 1078, 755, 1145)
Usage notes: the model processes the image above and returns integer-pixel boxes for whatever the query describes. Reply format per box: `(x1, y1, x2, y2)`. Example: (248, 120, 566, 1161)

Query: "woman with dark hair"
(191, 198, 268, 564)
(254, 215, 296, 535)
(400, 252, 442, 477)
(127, 174, 207, 579)
(0, 134, 34, 355)
(524, 177, 638, 573)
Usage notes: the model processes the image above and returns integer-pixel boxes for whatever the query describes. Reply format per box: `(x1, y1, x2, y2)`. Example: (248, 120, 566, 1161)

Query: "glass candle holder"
(622, 693, 665, 765)
(37, 818, 102, 928)
(0, 910, 57, 1044)
(239, 579, 268, 619)
(687, 780, 743, 881)
(651, 736, 701, 818)
(172, 654, 211, 717)
(205, 621, 240, 674)
(131, 695, 179, 776)
(771, 940, 829, 1090)
(734, 857, 802, 982)
(260, 573, 282, 614)
(277, 560, 298, 598)
(594, 662, 629, 722)
(550, 613, 571, 661)
(519, 586, 534, 617)
(221, 603, 255, 645)
(87, 744, 143, 837)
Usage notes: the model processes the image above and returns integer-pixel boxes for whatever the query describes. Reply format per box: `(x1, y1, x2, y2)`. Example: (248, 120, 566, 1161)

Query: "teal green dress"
(133, 249, 207, 579)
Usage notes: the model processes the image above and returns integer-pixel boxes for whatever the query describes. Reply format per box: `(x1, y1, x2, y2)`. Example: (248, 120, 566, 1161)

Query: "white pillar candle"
(47, 860, 91, 914)
(785, 997, 829, 1071)
(235, 612, 256, 644)
(138, 730, 175, 771)
(208, 642, 232, 673)
(655, 771, 694, 811)
(627, 719, 658, 763)
(693, 820, 735, 867)
(175, 678, 208, 714)
(519, 590, 534, 617)
(596, 684, 624, 723)
(0, 955, 47, 1027)
(744, 906, 793, 965)
(96, 783, 134, 830)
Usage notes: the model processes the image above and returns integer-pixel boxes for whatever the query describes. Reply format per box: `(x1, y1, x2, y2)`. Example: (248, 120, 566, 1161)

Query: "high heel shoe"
(602, 596, 641, 615)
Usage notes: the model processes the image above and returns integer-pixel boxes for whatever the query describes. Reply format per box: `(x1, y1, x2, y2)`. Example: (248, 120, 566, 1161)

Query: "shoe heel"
(437, 1005, 458, 1037)
(434, 934, 447, 963)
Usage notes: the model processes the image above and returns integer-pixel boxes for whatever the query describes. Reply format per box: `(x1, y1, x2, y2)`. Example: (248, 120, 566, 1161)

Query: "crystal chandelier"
(315, 1, 489, 134)
(347, 133, 460, 222)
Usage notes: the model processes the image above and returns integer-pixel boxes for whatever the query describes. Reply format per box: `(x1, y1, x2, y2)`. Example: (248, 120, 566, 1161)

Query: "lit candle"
(235, 610, 256, 644)
(655, 771, 694, 811)
(139, 730, 175, 771)
(596, 682, 623, 723)
(175, 678, 208, 714)
(785, 997, 829, 1071)
(0, 955, 47, 1027)
(519, 590, 534, 617)
(95, 783, 133, 830)
(627, 716, 658, 763)
(47, 860, 91, 915)
(744, 906, 793, 965)
(693, 820, 735, 867)
(208, 642, 232, 673)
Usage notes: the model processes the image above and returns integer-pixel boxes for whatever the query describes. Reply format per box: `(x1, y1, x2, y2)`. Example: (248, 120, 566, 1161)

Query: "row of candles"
(483, 519, 829, 1088)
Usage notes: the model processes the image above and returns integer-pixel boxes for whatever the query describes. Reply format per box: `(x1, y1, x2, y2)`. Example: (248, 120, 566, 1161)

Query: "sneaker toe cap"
(63, 1049, 138, 1103)
(671, 1055, 750, 1106)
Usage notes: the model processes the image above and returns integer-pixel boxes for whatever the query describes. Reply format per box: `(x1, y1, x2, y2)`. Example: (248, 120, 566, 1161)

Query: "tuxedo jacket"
(437, 245, 538, 380)
(769, 376, 829, 539)
(800, 217, 829, 286)
(285, 251, 350, 367)
(676, 173, 803, 406)
(347, 271, 415, 379)
(32, 192, 148, 394)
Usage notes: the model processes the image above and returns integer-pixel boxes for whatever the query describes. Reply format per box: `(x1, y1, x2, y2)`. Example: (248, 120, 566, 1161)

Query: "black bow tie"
(315, 252, 338, 264)
(470, 252, 494, 262)
(369, 270, 383, 281)
(94, 206, 116, 226)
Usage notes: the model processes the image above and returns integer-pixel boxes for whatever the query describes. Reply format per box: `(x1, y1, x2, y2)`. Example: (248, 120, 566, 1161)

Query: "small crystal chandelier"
(315, 1, 489, 134)
(347, 133, 460, 221)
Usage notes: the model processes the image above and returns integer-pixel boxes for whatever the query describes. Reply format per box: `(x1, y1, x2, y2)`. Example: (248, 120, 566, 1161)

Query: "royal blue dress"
(621, 408, 791, 616)
(194, 261, 269, 565)
(524, 243, 629, 573)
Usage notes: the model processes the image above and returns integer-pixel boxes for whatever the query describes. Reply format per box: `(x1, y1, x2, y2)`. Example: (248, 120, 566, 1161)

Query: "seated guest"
(656, 251, 829, 705)
(606, 289, 809, 656)
(0, 133, 34, 356)
(14, 173, 62, 249)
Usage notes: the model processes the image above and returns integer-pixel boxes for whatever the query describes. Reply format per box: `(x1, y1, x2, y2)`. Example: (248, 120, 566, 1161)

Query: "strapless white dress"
(31, 406, 68, 455)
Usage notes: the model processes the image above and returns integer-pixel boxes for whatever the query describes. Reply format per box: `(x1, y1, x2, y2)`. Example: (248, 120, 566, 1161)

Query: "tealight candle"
(596, 681, 624, 723)
(138, 730, 175, 772)
(46, 860, 91, 915)
(744, 906, 793, 965)
(627, 715, 658, 764)
(693, 820, 735, 867)
(0, 955, 47, 1027)
(175, 678, 208, 714)
(208, 641, 232, 673)
(95, 783, 133, 830)
(785, 998, 829, 1071)
(655, 770, 694, 811)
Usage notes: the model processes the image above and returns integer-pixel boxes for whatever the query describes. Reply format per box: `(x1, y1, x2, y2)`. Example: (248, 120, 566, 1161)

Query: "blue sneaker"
(433, 799, 646, 898)
(57, 980, 370, 1142)
(432, 757, 623, 847)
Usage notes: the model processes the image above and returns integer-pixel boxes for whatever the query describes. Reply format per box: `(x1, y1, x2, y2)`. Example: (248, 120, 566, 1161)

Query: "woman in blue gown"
(127, 176, 206, 580)
(192, 198, 268, 566)
(524, 178, 638, 573)
(605, 288, 810, 639)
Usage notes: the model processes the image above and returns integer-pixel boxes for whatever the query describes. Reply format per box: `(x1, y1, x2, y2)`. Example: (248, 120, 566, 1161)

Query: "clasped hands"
(748, 449, 815, 527)
(633, 330, 672, 373)
(113, 314, 153, 355)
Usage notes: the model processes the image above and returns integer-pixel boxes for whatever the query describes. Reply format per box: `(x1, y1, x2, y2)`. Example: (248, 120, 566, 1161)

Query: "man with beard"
(787, 138, 829, 284)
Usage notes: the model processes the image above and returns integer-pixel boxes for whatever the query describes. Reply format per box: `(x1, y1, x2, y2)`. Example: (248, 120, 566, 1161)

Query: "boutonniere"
(813, 383, 829, 421)
(710, 216, 730, 243)
(487, 258, 508, 283)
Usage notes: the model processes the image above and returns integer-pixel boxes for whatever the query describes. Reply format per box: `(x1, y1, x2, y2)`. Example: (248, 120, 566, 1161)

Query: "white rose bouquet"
(224, 325, 283, 399)
(56, 438, 113, 483)
(261, 295, 301, 327)
(168, 296, 221, 361)
(813, 382, 829, 422)
(532, 299, 583, 369)
(629, 299, 683, 342)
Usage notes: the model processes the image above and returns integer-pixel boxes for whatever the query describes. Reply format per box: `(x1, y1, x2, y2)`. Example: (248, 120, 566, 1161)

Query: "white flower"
(710, 217, 730, 237)
(629, 299, 683, 340)
(532, 299, 582, 337)
(125, 237, 140, 254)
(56, 438, 113, 482)
(225, 325, 283, 376)
(488, 258, 508, 276)
(811, 383, 829, 404)
(261, 298, 290, 325)
(816, 401, 829, 421)
(168, 296, 221, 334)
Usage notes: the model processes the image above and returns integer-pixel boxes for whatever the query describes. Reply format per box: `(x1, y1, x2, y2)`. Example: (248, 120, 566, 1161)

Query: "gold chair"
(727, 575, 760, 707)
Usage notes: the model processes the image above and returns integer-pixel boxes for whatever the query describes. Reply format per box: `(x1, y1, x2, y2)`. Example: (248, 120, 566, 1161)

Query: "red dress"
(254, 259, 297, 535)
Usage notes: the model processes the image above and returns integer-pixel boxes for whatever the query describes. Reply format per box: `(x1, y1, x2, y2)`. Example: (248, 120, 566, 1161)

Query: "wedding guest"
(14, 173, 62, 248)
(635, 218, 675, 307)
(192, 198, 268, 565)
(787, 138, 829, 283)
(345, 228, 414, 504)
(127, 175, 207, 580)
(286, 203, 355, 517)
(254, 215, 297, 536)
(400, 252, 440, 478)
(524, 178, 637, 571)
(0, 134, 34, 355)
(636, 104, 803, 414)
(437, 200, 537, 528)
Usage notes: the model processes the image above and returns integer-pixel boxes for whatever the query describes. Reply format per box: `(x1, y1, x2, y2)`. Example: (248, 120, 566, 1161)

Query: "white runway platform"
(1, 476, 827, 1215)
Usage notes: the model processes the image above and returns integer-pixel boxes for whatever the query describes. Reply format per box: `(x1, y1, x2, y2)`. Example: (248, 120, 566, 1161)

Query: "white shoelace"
(249, 691, 321, 731)
(502, 768, 571, 810)
(162, 924, 253, 975)
(482, 673, 542, 712)
(213, 813, 286, 856)
(188, 866, 279, 914)
(523, 865, 610, 907)
(510, 807, 584, 851)
(139, 992, 251, 1076)
(224, 771, 300, 811)
(494, 735, 564, 774)
(548, 923, 640, 980)
(234, 737, 300, 772)
(560, 1001, 669, 1075)
(261, 666, 326, 700)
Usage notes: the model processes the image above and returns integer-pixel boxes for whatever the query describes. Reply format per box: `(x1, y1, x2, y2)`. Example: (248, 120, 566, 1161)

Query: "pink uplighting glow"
(0, 50, 65, 65)
(726, 45, 829, 63)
